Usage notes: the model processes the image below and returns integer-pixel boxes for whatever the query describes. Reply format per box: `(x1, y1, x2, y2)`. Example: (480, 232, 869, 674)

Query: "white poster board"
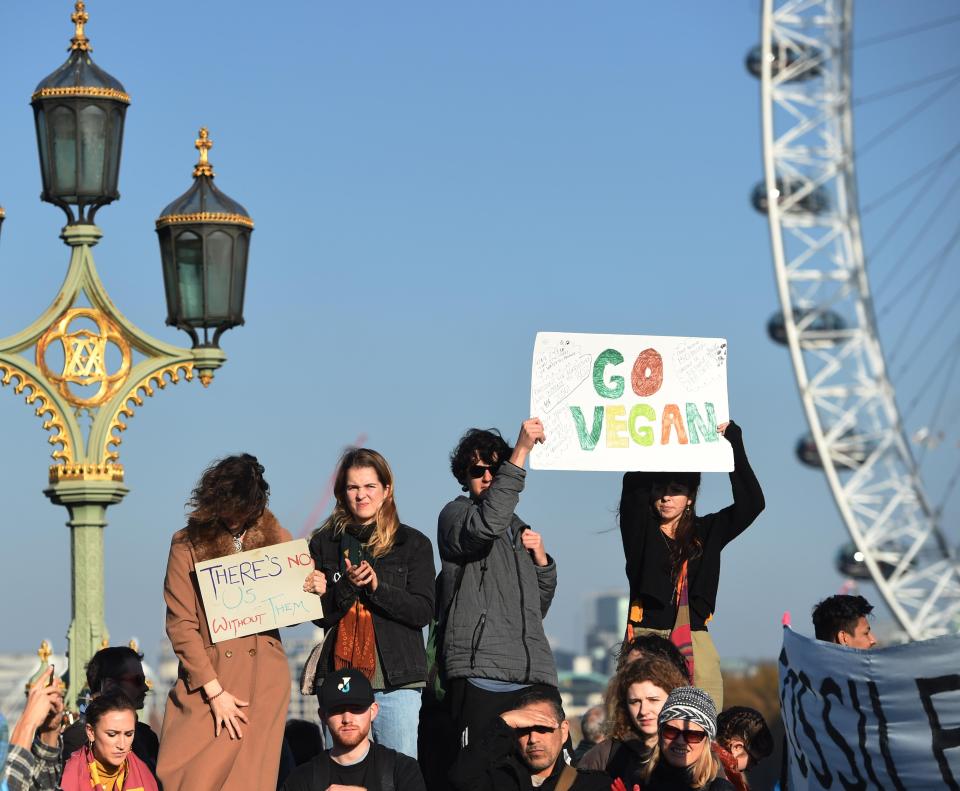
(779, 626, 960, 790)
(529, 332, 733, 472)
(195, 538, 322, 643)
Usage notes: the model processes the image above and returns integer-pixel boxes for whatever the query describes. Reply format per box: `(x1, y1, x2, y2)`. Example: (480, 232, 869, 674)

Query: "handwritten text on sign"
(195, 539, 322, 643)
(530, 332, 733, 472)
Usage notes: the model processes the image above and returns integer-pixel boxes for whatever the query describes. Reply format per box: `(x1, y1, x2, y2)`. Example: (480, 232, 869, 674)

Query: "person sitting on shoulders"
(811, 594, 877, 649)
(281, 669, 425, 791)
(712, 707, 774, 791)
(450, 688, 611, 791)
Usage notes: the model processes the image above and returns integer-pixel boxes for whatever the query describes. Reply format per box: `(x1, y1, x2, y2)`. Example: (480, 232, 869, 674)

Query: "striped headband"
(657, 686, 717, 740)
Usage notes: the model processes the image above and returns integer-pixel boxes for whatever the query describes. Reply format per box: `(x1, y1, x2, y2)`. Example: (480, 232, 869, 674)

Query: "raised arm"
(308, 531, 357, 630)
(713, 421, 765, 545)
(438, 462, 526, 560)
(619, 471, 657, 570)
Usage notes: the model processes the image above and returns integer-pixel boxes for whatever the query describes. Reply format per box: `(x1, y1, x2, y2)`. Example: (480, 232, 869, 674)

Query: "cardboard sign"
(195, 538, 322, 643)
(780, 627, 960, 789)
(529, 332, 733, 472)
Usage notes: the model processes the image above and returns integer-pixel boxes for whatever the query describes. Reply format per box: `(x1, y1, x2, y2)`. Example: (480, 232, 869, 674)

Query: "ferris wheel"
(750, 0, 960, 640)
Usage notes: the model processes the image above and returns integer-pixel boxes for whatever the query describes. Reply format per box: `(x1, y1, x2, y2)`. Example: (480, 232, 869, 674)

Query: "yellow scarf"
(89, 758, 126, 791)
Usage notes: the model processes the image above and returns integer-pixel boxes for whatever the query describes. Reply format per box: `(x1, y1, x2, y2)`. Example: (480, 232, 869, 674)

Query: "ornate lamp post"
(0, 3, 253, 709)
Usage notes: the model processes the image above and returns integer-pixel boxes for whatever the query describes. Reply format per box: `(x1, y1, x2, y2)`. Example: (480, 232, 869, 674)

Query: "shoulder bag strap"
(554, 764, 579, 791)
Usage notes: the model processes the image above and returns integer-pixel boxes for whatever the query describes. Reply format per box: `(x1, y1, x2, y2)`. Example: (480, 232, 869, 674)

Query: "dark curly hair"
(186, 453, 269, 543)
(616, 633, 691, 682)
(716, 706, 774, 762)
(449, 428, 512, 486)
(86, 646, 143, 693)
(85, 688, 137, 729)
(812, 594, 873, 642)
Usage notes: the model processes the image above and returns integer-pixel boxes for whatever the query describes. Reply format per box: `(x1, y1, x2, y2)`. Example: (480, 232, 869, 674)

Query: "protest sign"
(529, 332, 732, 471)
(779, 626, 960, 790)
(195, 538, 322, 643)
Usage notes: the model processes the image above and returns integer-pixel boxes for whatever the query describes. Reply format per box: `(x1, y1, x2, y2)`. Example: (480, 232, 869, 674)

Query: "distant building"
(584, 592, 628, 676)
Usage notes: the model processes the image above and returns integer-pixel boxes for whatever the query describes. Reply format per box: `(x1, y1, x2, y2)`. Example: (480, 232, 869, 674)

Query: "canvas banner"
(529, 331, 733, 471)
(779, 626, 960, 790)
(195, 538, 322, 643)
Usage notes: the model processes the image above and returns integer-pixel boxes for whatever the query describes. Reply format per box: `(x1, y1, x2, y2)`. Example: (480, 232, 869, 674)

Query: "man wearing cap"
(281, 669, 425, 791)
(449, 689, 611, 791)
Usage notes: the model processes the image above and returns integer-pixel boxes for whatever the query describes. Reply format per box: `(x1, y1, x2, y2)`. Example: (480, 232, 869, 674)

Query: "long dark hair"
(185, 453, 269, 544)
(651, 472, 702, 576)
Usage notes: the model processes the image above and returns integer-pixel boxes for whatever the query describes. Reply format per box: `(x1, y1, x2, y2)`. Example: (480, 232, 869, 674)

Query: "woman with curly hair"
(156, 454, 294, 791)
(618, 421, 764, 709)
(578, 655, 688, 786)
(301, 448, 434, 759)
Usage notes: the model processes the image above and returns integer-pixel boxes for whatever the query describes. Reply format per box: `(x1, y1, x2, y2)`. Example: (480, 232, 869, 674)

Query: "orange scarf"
(334, 599, 377, 680)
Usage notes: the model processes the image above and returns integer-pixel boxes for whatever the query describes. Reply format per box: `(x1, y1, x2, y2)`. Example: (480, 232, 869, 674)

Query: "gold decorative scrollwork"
(37, 308, 133, 409)
(0, 362, 74, 464)
(102, 363, 195, 464)
(31, 87, 131, 104)
(49, 463, 124, 484)
(155, 212, 254, 229)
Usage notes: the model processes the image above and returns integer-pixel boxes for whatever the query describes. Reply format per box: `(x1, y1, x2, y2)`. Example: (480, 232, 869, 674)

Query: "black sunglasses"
(468, 463, 501, 479)
(661, 724, 708, 744)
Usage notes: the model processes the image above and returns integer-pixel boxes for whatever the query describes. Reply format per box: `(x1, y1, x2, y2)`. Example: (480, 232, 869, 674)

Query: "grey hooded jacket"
(436, 461, 559, 686)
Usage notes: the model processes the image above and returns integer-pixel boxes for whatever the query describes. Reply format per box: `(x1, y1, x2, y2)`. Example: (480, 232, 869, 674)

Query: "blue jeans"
(371, 688, 421, 758)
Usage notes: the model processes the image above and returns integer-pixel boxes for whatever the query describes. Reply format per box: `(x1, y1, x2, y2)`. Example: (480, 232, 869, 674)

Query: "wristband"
(207, 689, 224, 702)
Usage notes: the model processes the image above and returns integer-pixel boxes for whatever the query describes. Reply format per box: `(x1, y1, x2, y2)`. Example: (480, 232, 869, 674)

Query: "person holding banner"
(619, 421, 764, 709)
(156, 454, 292, 791)
(302, 448, 435, 760)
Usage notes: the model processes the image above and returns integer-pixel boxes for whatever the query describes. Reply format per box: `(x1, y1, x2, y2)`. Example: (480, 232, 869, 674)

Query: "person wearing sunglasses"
(436, 418, 559, 754)
(640, 687, 734, 790)
(618, 421, 765, 710)
(578, 655, 689, 785)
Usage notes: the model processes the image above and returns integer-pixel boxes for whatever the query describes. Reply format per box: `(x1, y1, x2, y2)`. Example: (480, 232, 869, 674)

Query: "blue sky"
(0, 1, 956, 664)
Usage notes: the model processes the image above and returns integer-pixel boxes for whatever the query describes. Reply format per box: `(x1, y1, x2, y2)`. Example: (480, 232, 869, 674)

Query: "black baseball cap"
(318, 669, 374, 711)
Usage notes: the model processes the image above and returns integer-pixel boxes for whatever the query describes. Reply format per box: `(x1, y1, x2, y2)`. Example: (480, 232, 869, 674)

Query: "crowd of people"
(1, 417, 882, 791)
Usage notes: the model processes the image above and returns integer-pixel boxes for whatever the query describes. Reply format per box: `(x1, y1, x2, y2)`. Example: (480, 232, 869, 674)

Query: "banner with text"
(195, 538, 322, 643)
(779, 626, 960, 790)
(530, 332, 733, 471)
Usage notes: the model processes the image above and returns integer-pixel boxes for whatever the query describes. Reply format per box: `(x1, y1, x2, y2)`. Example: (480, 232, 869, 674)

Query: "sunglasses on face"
(661, 724, 708, 744)
(468, 463, 501, 479)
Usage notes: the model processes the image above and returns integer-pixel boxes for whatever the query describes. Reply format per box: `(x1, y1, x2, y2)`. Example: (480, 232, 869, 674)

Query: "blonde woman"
(640, 687, 733, 790)
(302, 448, 435, 759)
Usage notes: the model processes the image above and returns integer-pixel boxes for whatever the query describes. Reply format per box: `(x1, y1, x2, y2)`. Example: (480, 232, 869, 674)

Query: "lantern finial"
(70, 1, 92, 52)
(193, 128, 215, 178)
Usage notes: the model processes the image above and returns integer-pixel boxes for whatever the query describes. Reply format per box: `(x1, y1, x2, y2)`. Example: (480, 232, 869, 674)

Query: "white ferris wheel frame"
(759, 0, 960, 639)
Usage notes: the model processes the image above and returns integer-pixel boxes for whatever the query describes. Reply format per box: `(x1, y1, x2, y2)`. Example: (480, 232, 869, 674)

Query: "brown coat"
(156, 511, 292, 791)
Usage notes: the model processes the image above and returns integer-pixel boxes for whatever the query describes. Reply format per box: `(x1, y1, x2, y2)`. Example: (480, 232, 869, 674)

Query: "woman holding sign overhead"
(618, 421, 764, 710)
(156, 453, 293, 791)
(302, 448, 435, 759)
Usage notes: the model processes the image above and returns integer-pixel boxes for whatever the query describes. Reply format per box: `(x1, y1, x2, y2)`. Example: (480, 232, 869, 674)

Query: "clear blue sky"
(0, 1, 956, 664)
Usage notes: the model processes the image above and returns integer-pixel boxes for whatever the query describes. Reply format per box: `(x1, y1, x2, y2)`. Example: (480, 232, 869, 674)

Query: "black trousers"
(446, 678, 559, 747)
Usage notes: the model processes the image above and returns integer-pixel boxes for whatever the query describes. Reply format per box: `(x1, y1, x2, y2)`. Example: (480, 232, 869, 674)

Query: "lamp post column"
(44, 479, 128, 709)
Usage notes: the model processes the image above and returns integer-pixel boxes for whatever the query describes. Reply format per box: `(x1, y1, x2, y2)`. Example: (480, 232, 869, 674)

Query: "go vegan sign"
(530, 332, 733, 472)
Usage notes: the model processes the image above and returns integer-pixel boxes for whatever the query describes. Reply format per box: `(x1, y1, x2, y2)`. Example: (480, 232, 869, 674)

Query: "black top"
(618, 421, 764, 630)
(449, 717, 612, 791)
(280, 743, 426, 791)
(309, 522, 436, 688)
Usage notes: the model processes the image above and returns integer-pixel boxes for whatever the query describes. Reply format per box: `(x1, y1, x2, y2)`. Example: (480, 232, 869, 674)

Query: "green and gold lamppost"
(0, 3, 254, 709)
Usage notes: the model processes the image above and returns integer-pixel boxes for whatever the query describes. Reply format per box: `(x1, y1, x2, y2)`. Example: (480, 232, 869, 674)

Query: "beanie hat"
(318, 668, 374, 711)
(658, 687, 717, 740)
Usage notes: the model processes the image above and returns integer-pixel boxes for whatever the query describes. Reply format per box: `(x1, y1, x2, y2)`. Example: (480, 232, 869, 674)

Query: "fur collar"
(187, 509, 286, 562)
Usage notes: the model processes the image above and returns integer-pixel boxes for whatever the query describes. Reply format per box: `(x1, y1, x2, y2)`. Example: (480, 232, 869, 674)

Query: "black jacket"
(619, 421, 764, 629)
(645, 761, 735, 790)
(309, 522, 435, 688)
(280, 742, 426, 791)
(449, 718, 611, 791)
